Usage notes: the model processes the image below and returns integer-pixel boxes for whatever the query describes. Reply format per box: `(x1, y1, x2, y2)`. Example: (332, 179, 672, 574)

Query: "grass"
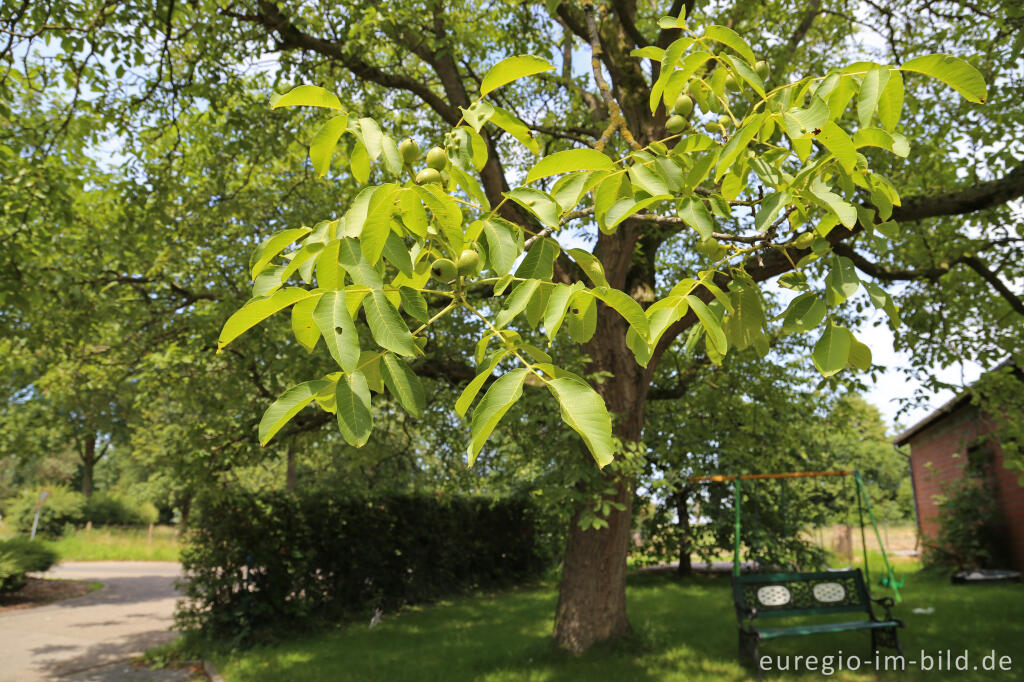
(43, 525, 181, 561)
(210, 555, 1023, 681)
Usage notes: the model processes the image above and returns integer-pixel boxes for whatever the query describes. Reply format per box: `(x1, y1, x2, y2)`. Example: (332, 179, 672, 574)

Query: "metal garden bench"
(731, 569, 903, 673)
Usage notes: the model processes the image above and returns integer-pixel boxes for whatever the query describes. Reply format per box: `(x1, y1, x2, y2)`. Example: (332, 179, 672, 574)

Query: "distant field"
(0, 522, 181, 562)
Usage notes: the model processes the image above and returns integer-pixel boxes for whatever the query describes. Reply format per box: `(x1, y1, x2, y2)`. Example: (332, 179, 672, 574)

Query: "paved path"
(0, 562, 194, 681)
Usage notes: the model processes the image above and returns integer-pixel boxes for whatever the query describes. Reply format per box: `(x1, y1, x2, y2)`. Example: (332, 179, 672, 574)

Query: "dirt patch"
(0, 577, 101, 612)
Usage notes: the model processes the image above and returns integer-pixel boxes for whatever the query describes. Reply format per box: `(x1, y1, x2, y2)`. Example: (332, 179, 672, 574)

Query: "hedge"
(176, 490, 552, 644)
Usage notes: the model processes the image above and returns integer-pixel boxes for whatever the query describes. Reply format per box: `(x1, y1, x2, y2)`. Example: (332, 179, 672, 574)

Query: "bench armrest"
(871, 596, 895, 621)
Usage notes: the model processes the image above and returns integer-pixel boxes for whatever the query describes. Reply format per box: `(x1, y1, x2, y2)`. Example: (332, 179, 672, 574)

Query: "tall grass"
(44, 525, 181, 562)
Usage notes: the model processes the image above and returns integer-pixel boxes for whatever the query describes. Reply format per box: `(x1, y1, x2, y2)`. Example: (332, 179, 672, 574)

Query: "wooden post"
(85, 521, 92, 534)
(147, 523, 154, 544)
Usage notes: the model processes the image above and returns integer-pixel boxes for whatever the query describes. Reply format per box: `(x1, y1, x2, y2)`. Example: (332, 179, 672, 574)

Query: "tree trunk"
(285, 440, 297, 491)
(676, 489, 693, 576)
(81, 435, 96, 498)
(552, 303, 648, 653)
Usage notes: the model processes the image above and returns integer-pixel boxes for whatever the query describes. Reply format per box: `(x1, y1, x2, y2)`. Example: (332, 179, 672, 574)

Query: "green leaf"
(857, 65, 890, 128)
(382, 231, 413, 277)
(877, 71, 904, 132)
(716, 113, 765, 181)
(449, 163, 491, 210)
(489, 106, 540, 154)
(460, 100, 495, 132)
(482, 219, 520, 275)
(291, 293, 322, 353)
(314, 290, 360, 372)
(337, 238, 384, 289)
(380, 135, 404, 176)
(455, 351, 508, 417)
(810, 179, 857, 228)
(251, 228, 312, 279)
(219, 288, 314, 350)
(685, 295, 727, 355)
(723, 282, 765, 351)
(824, 255, 860, 305)
(399, 286, 429, 324)
(480, 55, 555, 97)
(506, 188, 560, 228)
(468, 368, 529, 465)
(812, 322, 852, 377)
(525, 148, 616, 184)
(567, 249, 608, 288)
(703, 25, 756, 65)
(495, 279, 541, 328)
(514, 237, 559, 280)
(901, 53, 987, 103)
(270, 85, 344, 111)
(605, 195, 673, 231)
(782, 97, 829, 139)
(360, 186, 400, 265)
(413, 184, 464, 247)
(357, 118, 383, 160)
(816, 121, 857, 174)
(543, 282, 582, 340)
(363, 290, 419, 356)
(259, 380, 332, 445)
(848, 335, 872, 370)
(721, 54, 766, 98)
(309, 115, 349, 176)
(677, 197, 714, 240)
(628, 161, 670, 196)
(546, 377, 615, 468)
(350, 140, 370, 183)
(593, 286, 649, 339)
(381, 353, 425, 418)
(781, 292, 826, 333)
(754, 191, 790, 232)
(853, 128, 910, 157)
(336, 371, 373, 447)
(568, 292, 598, 343)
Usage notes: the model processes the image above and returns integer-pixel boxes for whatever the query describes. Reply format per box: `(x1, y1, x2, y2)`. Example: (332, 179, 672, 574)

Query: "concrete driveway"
(0, 562, 192, 681)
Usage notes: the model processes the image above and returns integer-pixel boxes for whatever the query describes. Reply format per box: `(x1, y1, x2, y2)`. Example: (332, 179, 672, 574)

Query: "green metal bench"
(731, 569, 903, 673)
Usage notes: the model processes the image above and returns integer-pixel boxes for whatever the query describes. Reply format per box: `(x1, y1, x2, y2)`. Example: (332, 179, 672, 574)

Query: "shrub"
(85, 491, 160, 526)
(177, 490, 552, 645)
(6, 486, 87, 538)
(0, 538, 58, 593)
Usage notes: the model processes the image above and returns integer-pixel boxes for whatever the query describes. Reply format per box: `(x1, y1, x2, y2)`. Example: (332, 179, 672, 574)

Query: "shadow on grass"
(215, 568, 1024, 682)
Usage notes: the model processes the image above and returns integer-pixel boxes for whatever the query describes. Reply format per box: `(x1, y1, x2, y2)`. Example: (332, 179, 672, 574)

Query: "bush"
(6, 486, 87, 538)
(923, 474, 1010, 571)
(177, 490, 552, 645)
(0, 538, 58, 593)
(85, 491, 159, 526)
(5, 487, 159, 537)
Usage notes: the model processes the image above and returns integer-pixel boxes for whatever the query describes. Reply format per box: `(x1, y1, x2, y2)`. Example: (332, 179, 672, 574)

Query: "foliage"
(5, 486, 87, 538)
(5, 486, 159, 537)
(0, 538, 58, 593)
(177, 489, 552, 646)
(923, 448, 1011, 570)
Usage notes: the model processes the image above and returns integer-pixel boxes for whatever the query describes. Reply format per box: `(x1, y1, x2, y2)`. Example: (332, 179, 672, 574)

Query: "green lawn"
(44, 525, 181, 561)
(211, 559, 1023, 681)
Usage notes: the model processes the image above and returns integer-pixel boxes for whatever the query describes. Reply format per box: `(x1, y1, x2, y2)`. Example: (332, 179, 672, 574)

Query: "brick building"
(894, 389, 1024, 570)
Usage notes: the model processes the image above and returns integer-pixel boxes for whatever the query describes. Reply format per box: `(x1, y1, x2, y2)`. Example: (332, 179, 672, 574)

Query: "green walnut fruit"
(697, 237, 728, 260)
(457, 248, 480, 275)
(415, 168, 442, 185)
(718, 114, 732, 129)
(398, 138, 420, 164)
(724, 74, 739, 90)
(426, 146, 447, 170)
(793, 232, 815, 249)
(666, 114, 687, 134)
(755, 60, 770, 80)
(430, 257, 458, 282)
(672, 94, 694, 117)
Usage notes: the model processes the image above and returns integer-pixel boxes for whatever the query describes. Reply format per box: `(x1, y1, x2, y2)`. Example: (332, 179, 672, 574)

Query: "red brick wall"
(907, 401, 1024, 570)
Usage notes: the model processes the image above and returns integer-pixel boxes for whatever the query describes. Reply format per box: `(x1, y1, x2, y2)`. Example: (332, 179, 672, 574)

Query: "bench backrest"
(732, 569, 871, 619)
